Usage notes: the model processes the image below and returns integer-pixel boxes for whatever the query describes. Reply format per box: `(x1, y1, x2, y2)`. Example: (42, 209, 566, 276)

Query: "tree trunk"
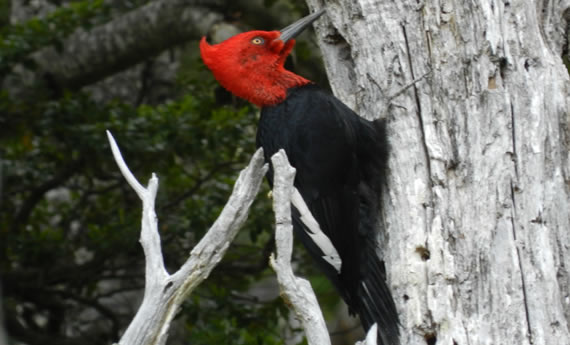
(305, 1, 570, 344)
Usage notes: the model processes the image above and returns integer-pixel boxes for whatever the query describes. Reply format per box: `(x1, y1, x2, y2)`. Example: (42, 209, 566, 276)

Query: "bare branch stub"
(107, 130, 168, 282)
(269, 149, 332, 345)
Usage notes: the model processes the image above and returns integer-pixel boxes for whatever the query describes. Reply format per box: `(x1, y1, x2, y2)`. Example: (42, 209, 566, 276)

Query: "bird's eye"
(251, 37, 264, 45)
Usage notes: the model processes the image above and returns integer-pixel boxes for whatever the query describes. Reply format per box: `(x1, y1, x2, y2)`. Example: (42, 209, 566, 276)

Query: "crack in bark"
(510, 102, 520, 179)
(510, 180, 534, 344)
(462, 62, 470, 96)
(509, 101, 532, 343)
(401, 23, 438, 335)
(401, 24, 433, 189)
(462, 320, 472, 345)
(425, 29, 433, 64)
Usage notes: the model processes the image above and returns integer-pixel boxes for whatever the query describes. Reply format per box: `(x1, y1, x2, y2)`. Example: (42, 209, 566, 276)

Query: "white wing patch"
(291, 188, 342, 273)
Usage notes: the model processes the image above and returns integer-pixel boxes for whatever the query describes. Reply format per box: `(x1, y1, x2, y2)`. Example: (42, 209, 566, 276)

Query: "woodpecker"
(200, 9, 399, 344)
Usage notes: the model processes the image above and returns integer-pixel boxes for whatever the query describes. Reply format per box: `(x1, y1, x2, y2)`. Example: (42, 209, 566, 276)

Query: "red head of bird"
(200, 9, 326, 107)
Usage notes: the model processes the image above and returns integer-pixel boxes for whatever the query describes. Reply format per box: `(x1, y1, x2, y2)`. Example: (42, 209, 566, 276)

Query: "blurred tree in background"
(0, 1, 344, 344)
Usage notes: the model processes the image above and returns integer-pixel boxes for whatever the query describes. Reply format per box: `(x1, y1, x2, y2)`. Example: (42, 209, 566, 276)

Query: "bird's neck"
(216, 66, 311, 107)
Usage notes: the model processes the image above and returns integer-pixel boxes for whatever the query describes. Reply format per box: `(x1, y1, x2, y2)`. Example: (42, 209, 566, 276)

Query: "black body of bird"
(258, 84, 399, 345)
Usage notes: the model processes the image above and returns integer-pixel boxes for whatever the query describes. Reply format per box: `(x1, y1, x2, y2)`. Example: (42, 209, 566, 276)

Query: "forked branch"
(107, 131, 266, 345)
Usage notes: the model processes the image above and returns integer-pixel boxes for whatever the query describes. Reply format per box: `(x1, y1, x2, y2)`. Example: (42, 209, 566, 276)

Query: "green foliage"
(0, 0, 10, 28)
(0, 0, 111, 72)
(185, 280, 289, 345)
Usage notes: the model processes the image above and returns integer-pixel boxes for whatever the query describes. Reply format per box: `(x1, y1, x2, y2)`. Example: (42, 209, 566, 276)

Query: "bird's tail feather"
(355, 246, 400, 345)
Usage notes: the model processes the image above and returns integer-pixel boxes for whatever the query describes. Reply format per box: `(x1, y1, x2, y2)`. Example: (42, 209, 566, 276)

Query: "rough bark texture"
(305, 1, 570, 344)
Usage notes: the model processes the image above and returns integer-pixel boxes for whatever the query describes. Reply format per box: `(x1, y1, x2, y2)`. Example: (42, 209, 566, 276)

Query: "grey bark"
(305, 1, 570, 345)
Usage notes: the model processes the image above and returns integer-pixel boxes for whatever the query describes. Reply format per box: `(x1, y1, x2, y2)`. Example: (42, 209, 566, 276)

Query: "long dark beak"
(279, 8, 326, 43)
